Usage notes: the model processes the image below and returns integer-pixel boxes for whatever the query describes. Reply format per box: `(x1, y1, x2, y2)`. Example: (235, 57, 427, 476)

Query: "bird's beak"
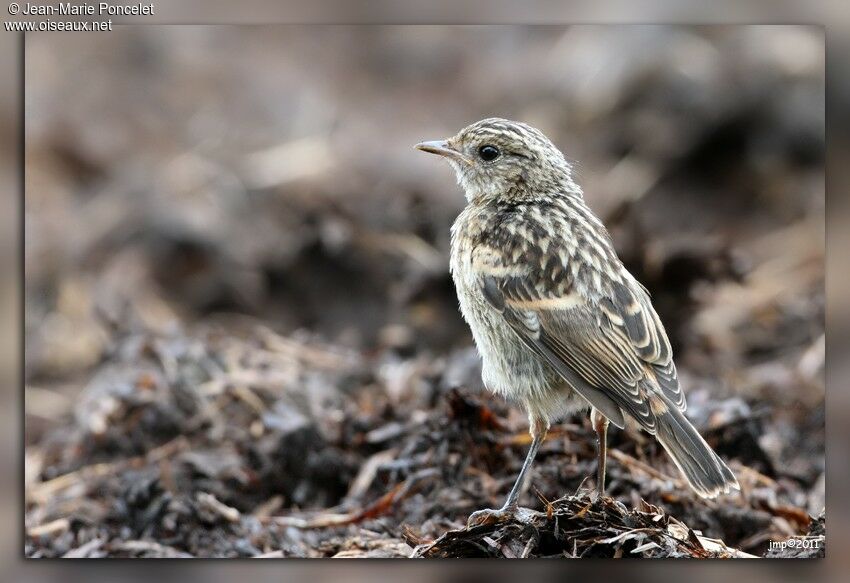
(415, 140, 471, 165)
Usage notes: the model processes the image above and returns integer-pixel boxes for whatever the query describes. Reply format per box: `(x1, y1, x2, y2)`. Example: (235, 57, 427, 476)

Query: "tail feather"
(653, 400, 739, 498)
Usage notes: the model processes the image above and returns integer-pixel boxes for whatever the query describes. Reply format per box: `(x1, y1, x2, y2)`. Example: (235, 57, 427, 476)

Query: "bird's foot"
(466, 505, 539, 528)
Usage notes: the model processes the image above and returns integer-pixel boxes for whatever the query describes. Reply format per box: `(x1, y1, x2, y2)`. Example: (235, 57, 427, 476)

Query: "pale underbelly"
(459, 290, 587, 421)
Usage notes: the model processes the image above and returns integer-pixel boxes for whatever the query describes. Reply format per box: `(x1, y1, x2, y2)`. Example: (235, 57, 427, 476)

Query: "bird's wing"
(598, 278, 685, 411)
(473, 237, 684, 433)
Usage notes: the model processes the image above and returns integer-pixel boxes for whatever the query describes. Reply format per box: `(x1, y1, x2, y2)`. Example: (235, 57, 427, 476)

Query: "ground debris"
(415, 495, 754, 559)
(24, 323, 821, 558)
(763, 512, 825, 559)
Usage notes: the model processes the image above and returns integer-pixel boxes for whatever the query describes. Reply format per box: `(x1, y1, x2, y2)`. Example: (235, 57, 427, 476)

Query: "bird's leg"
(467, 414, 549, 527)
(591, 406, 609, 499)
(501, 422, 545, 509)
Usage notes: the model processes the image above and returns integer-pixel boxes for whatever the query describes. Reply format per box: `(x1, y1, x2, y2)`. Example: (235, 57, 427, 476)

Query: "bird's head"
(415, 118, 575, 203)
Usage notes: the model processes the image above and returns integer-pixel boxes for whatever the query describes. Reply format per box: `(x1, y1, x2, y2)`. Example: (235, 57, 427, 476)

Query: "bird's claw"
(466, 506, 539, 528)
(591, 488, 607, 503)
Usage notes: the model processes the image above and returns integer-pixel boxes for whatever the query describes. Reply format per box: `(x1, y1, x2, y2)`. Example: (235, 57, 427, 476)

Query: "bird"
(415, 118, 739, 526)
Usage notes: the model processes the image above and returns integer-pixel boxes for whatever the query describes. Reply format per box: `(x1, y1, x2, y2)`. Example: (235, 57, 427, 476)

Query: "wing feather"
(474, 232, 685, 431)
(603, 280, 685, 411)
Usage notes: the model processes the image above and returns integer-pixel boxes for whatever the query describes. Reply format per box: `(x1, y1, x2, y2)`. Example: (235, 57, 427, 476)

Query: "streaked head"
(415, 118, 574, 203)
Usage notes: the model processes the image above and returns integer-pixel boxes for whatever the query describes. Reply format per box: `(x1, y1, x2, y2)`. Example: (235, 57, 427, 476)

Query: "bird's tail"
(653, 401, 739, 498)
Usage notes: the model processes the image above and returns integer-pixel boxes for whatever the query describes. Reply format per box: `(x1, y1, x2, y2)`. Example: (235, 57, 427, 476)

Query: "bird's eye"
(478, 145, 500, 162)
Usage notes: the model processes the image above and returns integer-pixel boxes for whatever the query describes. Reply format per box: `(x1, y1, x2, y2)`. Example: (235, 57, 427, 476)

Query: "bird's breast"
(450, 220, 560, 401)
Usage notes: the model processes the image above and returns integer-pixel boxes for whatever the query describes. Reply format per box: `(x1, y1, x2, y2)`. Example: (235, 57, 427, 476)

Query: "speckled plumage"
(418, 118, 738, 505)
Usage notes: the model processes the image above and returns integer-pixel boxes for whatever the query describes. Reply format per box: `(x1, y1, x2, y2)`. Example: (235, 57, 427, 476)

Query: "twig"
(63, 538, 105, 558)
(111, 540, 193, 557)
(254, 550, 285, 558)
(27, 436, 189, 504)
(503, 424, 584, 446)
(257, 325, 360, 371)
(27, 518, 70, 538)
(271, 468, 439, 529)
(736, 463, 779, 488)
(230, 384, 268, 415)
(345, 448, 397, 501)
(252, 495, 284, 519)
(196, 492, 241, 523)
(608, 449, 684, 487)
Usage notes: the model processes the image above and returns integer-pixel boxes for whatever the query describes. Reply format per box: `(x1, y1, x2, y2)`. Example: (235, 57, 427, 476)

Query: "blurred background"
(23, 25, 824, 558)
